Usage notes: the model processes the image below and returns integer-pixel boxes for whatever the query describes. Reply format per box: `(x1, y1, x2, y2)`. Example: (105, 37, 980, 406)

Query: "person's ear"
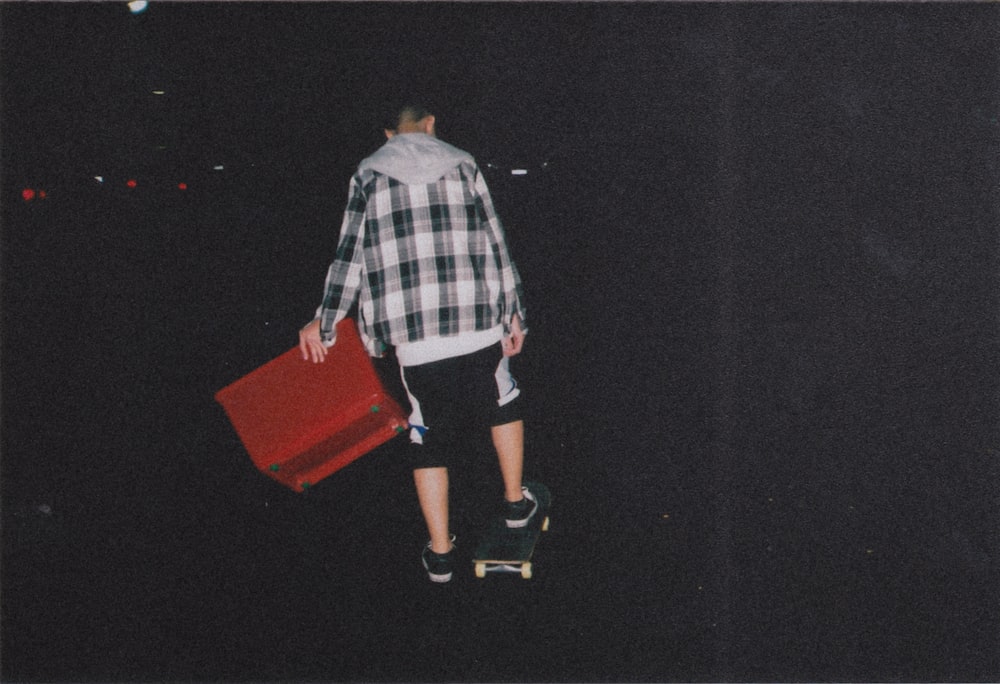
(384, 128, 396, 140)
(421, 115, 436, 135)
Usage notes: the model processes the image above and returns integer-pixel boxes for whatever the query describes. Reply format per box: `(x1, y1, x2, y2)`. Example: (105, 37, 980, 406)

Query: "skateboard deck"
(472, 482, 551, 579)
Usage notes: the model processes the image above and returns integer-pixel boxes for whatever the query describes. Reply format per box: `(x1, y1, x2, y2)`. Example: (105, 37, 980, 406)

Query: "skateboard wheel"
(521, 563, 532, 579)
(475, 563, 487, 578)
(542, 516, 550, 532)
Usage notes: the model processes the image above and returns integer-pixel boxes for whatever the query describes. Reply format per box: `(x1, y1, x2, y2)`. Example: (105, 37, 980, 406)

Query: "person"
(298, 103, 537, 583)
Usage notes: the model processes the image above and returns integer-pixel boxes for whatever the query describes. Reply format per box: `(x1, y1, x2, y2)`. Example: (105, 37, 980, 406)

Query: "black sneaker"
(421, 537, 455, 583)
(504, 486, 538, 529)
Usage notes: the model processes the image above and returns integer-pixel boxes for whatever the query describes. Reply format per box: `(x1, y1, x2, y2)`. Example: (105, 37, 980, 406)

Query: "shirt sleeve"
(473, 165, 526, 329)
(316, 174, 368, 346)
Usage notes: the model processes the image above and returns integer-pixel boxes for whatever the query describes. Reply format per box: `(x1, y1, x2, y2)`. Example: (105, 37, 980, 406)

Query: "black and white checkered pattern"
(318, 160, 525, 356)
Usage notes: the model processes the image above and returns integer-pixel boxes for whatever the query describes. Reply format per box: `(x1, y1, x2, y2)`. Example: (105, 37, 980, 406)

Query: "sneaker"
(504, 486, 538, 529)
(421, 536, 455, 583)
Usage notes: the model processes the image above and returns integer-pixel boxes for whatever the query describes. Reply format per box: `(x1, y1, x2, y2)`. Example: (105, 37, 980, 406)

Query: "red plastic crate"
(215, 319, 408, 492)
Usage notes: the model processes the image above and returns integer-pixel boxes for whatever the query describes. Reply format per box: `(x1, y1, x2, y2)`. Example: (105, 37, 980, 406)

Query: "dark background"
(2, 2, 998, 682)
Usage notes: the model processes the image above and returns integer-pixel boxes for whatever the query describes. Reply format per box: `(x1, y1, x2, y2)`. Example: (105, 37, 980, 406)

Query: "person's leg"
(494, 417, 537, 528)
(413, 466, 452, 553)
(401, 362, 456, 579)
(489, 351, 534, 525)
(491, 352, 528, 503)
(492, 419, 525, 502)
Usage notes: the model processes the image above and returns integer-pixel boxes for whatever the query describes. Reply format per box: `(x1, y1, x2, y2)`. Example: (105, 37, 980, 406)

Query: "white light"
(94, 176, 104, 183)
(213, 165, 224, 171)
(152, 89, 165, 96)
(128, 1, 149, 14)
(511, 169, 528, 176)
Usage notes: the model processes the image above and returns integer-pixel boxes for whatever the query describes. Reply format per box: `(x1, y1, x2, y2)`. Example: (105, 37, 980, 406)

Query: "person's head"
(383, 103, 436, 139)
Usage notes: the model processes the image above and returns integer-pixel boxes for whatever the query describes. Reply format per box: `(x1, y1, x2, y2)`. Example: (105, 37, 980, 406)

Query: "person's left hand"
(299, 319, 328, 363)
(501, 314, 527, 357)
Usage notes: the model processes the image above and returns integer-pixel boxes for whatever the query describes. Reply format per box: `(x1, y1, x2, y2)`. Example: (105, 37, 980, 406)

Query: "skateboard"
(472, 482, 551, 579)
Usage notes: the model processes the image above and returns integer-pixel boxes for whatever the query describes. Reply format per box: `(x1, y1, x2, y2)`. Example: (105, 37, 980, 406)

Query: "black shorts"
(400, 344, 522, 470)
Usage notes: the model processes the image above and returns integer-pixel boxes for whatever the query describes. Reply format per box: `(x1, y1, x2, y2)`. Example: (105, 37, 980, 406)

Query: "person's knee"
(413, 465, 448, 480)
(492, 398, 523, 427)
(408, 442, 450, 470)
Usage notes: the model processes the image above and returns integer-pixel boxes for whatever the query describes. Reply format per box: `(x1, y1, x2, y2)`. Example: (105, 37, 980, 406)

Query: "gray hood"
(358, 133, 474, 185)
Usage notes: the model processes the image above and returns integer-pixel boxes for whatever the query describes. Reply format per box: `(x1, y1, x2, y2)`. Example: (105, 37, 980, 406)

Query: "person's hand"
(299, 319, 328, 363)
(501, 315, 527, 357)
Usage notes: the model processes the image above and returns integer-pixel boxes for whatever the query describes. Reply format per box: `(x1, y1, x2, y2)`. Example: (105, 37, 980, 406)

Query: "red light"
(22, 188, 35, 202)
(126, 179, 137, 188)
(177, 182, 188, 191)
(38, 190, 47, 199)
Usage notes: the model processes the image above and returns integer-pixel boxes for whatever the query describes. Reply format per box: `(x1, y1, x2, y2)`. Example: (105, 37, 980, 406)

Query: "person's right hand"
(299, 319, 328, 363)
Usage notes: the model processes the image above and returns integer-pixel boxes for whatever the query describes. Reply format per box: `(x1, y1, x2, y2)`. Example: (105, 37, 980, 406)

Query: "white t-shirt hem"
(395, 326, 504, 367)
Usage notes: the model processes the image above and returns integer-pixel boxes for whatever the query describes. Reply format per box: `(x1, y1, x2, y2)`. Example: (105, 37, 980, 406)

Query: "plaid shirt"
(317, 159, 525, 356)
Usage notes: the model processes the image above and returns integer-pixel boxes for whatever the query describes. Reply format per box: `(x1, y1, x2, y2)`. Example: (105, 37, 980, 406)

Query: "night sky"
(3, 2, 999, 682)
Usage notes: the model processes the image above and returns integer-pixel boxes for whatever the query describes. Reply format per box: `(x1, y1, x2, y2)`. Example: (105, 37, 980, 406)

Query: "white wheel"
(475, 563, 487, 578)
(541, 516, 550, 532)
(521, 563, 533, 579)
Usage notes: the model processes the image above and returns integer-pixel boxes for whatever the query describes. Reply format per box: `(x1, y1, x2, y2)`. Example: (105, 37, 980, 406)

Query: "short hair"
(381, 102, 435, 132)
